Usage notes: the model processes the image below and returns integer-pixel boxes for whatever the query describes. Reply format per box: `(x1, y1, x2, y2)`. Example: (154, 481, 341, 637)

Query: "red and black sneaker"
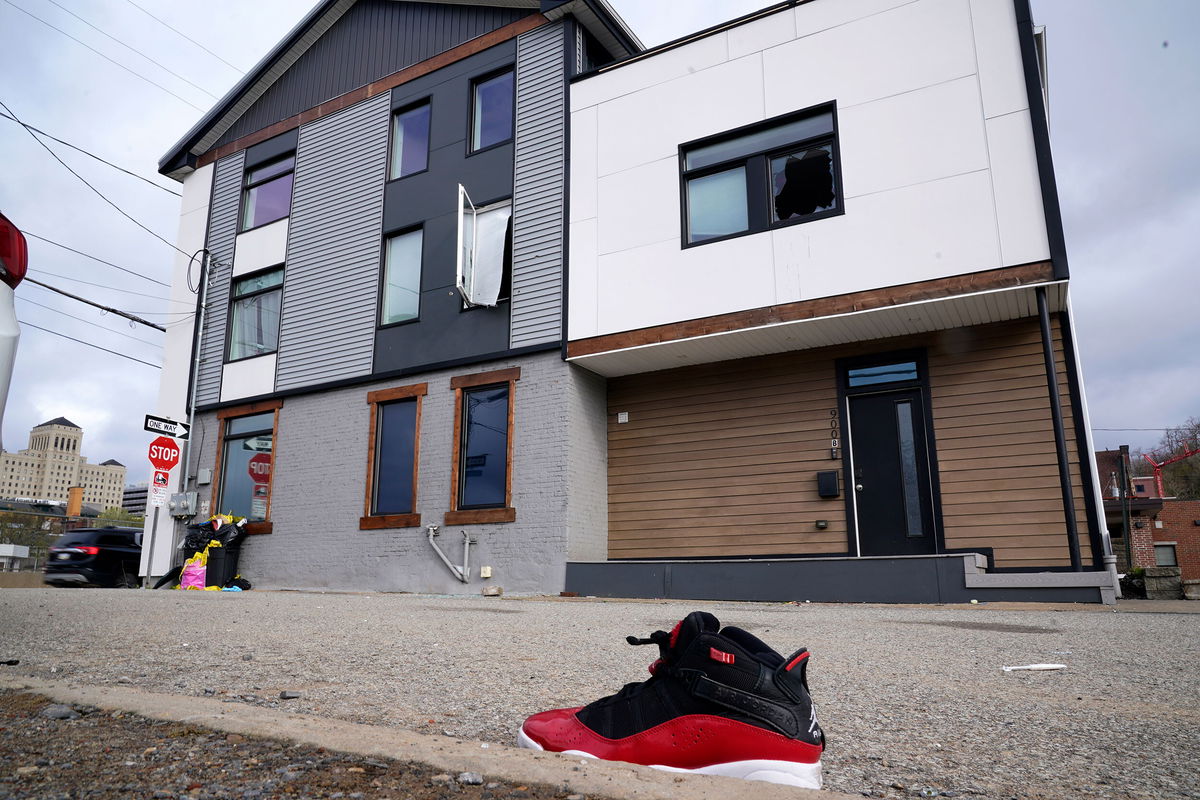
(517, 611, 824, 788)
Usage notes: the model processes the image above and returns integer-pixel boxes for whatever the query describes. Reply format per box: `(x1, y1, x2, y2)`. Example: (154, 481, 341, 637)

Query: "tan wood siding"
(608, 352, 845, 559)
(607, 317, 1095, 567)
(928, 318, 1094, 568)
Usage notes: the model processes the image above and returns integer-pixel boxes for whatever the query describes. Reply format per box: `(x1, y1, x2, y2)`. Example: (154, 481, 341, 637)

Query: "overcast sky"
(0, 0, 1196, 488)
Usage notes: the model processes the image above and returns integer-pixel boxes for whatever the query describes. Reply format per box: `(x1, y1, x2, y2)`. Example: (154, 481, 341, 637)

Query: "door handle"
(855, 484, 864, 492)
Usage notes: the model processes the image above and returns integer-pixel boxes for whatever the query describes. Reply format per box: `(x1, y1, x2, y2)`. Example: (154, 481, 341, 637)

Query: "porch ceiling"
(568, 281, 1068, 377)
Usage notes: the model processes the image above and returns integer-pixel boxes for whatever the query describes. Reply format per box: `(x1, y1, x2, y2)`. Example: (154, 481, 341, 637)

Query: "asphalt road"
(1, 589, 1197, 800)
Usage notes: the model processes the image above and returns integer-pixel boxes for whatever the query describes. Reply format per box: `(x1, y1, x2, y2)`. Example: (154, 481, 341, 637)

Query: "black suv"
(44, 527, 142, 588)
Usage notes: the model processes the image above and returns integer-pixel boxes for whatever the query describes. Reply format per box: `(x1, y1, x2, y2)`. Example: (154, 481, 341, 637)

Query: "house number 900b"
(829, 409, 840, 460)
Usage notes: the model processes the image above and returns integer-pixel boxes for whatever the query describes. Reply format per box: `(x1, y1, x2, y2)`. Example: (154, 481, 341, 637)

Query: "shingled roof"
(37, 417, 80, 429)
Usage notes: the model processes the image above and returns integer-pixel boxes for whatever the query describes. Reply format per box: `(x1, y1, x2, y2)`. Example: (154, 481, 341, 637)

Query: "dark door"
(847, 389, 936, 556)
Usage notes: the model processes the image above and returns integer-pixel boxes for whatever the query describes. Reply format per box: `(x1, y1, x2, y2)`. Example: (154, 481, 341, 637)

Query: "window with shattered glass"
(680, 105, 841, 246)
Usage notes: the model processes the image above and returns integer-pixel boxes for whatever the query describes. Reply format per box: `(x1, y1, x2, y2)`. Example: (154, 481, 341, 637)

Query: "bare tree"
(1133, 417, 1200, 499)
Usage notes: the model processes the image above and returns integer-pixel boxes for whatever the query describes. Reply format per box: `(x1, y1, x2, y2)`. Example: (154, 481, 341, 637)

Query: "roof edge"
(158, 0, 339, 178)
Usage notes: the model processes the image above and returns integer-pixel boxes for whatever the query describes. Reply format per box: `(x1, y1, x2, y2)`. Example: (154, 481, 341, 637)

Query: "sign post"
(144, 436, 182, 588)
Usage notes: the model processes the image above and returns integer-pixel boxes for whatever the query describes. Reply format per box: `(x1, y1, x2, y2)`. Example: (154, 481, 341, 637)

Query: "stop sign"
(248, 453, 272, 484)
(148, 436, 181, 471)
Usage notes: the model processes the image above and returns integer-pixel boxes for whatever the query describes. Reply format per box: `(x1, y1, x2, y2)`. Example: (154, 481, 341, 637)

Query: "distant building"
(123, 484, 148, 516)
(0, 418, 126, 510)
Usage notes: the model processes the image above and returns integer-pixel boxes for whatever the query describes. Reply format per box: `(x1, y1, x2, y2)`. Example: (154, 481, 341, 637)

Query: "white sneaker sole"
(516, 727, 822, 789)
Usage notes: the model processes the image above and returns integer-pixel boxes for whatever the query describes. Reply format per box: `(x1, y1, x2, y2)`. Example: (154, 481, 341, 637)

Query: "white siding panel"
(570, 31, 729, 112)
(969, 0, 1029, 119)
(595, 156, 680, 256)
(596, 53, 764, 178)
(763, 0, 976, 118)
(232, 218, 288, 277)
(838, 75, 989, 199)
(792, 0, 920, 39)
(510, 22, 567, 349)
(275, 94, 388, 391)
(986, 110, 1050, 265)
(195, 152, 245, 406)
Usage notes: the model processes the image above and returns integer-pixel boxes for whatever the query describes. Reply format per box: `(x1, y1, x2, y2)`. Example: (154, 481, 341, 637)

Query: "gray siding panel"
(510, 23, 566, 349)
(215, 0, 530, 148)
(196, 152, 245, 406)
(275, 93, 389, 391)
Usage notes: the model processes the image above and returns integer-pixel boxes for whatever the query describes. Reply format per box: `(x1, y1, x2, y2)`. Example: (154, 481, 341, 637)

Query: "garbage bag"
(179, 549, 208, 590)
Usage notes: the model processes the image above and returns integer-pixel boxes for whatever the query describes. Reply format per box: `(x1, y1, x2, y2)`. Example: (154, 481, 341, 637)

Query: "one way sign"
(144, 414, 190, 440)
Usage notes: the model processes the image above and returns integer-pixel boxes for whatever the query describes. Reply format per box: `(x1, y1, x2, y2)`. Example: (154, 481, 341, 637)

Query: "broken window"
(456, 184, 512, 308)
(681, 105, 840, 246)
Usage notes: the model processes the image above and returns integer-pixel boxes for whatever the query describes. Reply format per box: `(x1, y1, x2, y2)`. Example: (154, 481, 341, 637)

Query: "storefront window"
(218, 411, 274, 521)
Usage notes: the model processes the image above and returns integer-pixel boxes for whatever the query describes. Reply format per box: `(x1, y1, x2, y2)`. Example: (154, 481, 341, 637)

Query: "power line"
(1093, 428, 1181, 432)
(16, 295, 163, 349)
(17, 320, 161, 369)
(23, 277, 167, 331)
(43, 0, 220, 100)
(0, 112, 180, 197)
(120, 0, 246, 75)
(0, 98, 198, 263)
(27, 268, 181, 305)
(0, 0, 205, 112)
(21, 231, 171, 288)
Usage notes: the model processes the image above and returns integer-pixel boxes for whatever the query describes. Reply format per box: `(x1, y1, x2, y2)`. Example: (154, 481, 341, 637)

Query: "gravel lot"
(1, 589, 1197, 800)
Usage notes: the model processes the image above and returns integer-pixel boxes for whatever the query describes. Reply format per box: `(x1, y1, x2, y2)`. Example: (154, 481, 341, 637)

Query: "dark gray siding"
(214, 0, 531, 148)
(509, 22, 566, 349)
(374, 43, 516, 373)
(196, 152, 245, 406)
(275, 94, 390, 391)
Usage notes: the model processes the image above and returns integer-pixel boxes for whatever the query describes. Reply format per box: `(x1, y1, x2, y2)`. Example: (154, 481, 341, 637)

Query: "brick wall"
(566, 365, 608, 561)
(1129, 522, 1156, 570)
(192, 351, 593, 594)
(1154, 500, 1200, 582)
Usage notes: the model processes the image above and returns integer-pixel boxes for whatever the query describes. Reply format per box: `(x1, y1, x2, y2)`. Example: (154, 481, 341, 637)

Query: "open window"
(455, 184, 512, 308)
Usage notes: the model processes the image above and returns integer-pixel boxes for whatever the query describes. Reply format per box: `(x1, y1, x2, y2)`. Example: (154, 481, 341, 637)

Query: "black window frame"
(387, 99, 432, 182)
(377, 225, 424, 329)
(467, 66, 515, 156)
(225, 265, 285, 363)
(240, 152, 296, 232)
(678, 103, 843, 249)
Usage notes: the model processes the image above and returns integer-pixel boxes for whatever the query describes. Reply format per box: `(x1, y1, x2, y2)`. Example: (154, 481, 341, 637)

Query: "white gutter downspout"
(426, 524, 472, 583)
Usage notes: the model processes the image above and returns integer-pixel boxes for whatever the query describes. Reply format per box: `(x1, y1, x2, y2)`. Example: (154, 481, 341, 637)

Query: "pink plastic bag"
(179, 553, 207, 590)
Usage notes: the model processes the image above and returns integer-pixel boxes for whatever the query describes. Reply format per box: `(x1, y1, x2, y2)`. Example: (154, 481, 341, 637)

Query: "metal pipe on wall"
(1037, 286, 1083, 571)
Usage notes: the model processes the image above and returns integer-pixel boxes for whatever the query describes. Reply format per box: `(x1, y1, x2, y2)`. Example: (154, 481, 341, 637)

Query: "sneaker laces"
(626, 629, 674, 676)
(594, 629, 676, 706)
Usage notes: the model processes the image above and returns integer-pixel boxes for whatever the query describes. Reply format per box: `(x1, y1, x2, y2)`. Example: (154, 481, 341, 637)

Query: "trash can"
(205, 522, 247, 588)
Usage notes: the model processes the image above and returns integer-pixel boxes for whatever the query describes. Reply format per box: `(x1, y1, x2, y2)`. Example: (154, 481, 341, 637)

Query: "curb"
(1, 677, 852, 800)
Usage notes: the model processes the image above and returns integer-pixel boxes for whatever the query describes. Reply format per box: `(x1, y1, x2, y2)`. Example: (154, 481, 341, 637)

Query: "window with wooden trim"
(446, 367, 519, 525)
(213, 399, 282, 535)
(361, 383, 426, 530)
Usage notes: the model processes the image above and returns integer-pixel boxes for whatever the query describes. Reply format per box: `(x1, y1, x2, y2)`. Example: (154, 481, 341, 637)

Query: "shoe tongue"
(670, 611, 720, 653)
